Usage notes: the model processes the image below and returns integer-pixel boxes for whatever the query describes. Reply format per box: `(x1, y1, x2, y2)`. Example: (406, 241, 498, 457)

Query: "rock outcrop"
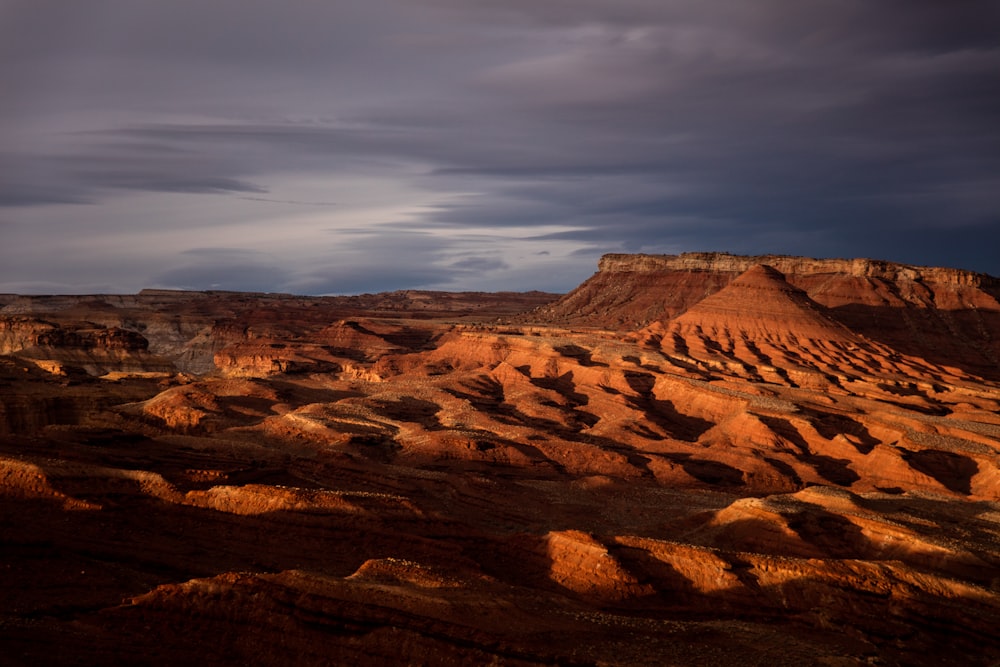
(3, 257, 1000, 666)
(533, 252, 1000, 378)
(0, 317, 174, 376)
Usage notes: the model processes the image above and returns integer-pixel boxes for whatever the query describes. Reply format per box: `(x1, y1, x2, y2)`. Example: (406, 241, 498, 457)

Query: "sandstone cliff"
(3, 260, 1000, 666)
(0, 317, 174, 376)
(533, 252, 1000, 378)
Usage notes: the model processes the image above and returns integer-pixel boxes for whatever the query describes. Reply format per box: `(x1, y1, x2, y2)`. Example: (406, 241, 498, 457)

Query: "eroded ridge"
(2, 256, 1000, 666)
(534, 252, 1000, 379)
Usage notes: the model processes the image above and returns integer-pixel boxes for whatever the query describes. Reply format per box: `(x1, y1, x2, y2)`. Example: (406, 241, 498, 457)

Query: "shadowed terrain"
(3, 254, 1000, 665)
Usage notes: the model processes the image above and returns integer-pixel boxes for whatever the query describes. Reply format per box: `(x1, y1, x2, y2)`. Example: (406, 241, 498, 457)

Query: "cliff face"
(5, 264, 1000, 665)
(0, 317, 175, 376)
(1, 290, 559, 376)
(598, 252, 1000, 288)
(0, 318, 60, 355)
(534, 252, 1000, 378)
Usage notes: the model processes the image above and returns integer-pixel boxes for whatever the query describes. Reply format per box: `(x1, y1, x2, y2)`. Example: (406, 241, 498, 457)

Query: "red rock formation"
(535, 252, 1000, 378)
(2, 260, 1000, 665)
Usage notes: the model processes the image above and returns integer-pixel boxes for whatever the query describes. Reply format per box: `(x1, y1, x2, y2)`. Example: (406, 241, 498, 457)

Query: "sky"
(1, 0, 998, 295)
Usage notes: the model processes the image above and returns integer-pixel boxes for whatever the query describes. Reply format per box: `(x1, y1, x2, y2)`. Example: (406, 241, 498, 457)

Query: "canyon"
(2, 252, 1000, 665)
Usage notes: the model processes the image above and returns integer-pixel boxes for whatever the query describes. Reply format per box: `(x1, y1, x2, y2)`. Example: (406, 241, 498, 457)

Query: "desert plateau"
(3, 252, 1000, 666)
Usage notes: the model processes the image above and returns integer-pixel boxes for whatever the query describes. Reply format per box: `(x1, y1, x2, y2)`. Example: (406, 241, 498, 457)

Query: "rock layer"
(536, 252, 1000, 378)
(2, 256, 1000, 666)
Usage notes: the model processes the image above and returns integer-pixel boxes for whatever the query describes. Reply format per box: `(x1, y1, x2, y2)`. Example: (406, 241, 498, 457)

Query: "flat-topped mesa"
(598, 252, 999, 288)
(533, 252, 1000, 378)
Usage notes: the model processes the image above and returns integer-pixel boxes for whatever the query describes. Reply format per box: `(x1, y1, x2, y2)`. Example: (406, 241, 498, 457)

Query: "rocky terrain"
(2, 253, 1000, 665)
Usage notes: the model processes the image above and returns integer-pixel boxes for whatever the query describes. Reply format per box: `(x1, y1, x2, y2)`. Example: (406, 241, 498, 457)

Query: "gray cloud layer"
(1, 0, 998, 294)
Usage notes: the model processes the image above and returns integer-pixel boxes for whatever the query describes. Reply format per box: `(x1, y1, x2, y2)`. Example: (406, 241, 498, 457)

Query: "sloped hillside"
(3, 257, 1000, 666)
(532, 252, 1000, 378)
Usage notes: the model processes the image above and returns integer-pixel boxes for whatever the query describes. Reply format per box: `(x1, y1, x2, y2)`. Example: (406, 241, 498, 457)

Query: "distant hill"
(528, 252, 1000, 378)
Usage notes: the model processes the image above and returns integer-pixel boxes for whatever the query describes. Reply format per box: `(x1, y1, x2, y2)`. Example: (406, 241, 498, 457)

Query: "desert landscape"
(3, 252, 1000, 666)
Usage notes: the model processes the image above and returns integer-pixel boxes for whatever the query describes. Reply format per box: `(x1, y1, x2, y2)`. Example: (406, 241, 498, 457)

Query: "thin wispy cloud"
(239, 197, 338, 207)
(1, 0, 997, 294)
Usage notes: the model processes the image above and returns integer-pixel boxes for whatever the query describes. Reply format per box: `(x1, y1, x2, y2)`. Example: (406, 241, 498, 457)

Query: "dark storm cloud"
(411, 0, 1000, 270)
(0, 0, 998, 294)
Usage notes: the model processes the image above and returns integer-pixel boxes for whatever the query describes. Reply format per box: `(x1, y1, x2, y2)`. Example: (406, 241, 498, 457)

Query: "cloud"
(0, 0, 998, 294)
(449, 256, 509, 272)
(151, 248, 291, 292)
(282, 231, 459, 295)
(239, 197, 338, 206)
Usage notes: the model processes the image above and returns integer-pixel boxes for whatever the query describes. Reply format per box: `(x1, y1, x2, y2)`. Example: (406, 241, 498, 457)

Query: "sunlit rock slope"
(2, 255, 1000, 666)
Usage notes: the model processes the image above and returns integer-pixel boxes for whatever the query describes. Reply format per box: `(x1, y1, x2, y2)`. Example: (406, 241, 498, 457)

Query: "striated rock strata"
(3, 256, 1000, 666)
(534, 252, 1000, 378)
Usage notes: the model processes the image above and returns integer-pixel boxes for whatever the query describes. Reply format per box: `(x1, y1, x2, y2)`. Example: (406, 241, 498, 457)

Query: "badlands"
(2, 252, 1000, 665)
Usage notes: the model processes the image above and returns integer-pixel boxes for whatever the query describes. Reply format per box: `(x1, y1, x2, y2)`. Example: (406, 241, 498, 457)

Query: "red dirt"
(2, 255, 1000, 666)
